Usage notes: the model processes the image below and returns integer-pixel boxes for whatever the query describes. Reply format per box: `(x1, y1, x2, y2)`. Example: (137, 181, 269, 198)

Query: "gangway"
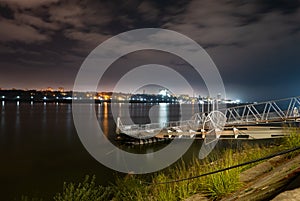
(220, 96, 300, 126)
(116, 96, 300, 139)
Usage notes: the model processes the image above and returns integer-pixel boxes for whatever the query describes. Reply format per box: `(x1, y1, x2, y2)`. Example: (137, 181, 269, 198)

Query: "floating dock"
(116, 96, 300, 145)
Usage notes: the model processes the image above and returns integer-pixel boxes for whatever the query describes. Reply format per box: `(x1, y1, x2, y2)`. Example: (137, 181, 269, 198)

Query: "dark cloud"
(0, 3, 14, 19)
(0, 0, 59, 9)
(0, 0, 299, 101)
(255, 0, 300, 14)
(0, 19, 51, 43)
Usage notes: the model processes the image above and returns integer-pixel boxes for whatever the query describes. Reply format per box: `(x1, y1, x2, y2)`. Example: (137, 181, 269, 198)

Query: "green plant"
(284, 127, 300, 158)
(285, 128, 300, 147)
(112, 175, 149, 201)
(201, 149, 241, 200)
(151, 174, 178, 201)
(54, 175, 112, 201)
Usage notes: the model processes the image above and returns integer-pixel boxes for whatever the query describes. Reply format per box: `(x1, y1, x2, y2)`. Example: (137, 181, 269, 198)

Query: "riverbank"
(20, 129, 300, 201)
(185, 150, 300, 201)
(223, 153, 300, 200)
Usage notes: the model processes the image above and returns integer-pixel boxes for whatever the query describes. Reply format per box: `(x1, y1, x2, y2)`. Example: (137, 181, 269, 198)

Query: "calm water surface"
(0, 102, 200, 200)
(0, 102, 276, 200)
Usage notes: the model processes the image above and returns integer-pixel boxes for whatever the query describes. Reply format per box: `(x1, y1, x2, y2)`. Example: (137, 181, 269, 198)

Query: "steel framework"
(219, 96, 300, 126)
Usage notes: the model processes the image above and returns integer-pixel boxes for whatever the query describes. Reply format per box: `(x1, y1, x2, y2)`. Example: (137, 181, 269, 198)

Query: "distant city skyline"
(0, 88, 243, 106)
(0, 87, 240, 102)
(0, 1, 300, 102)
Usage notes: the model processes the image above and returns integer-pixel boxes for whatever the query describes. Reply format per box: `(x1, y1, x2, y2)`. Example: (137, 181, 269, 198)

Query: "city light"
(0, 88, 243, 104)
(159, 89, 171, 97)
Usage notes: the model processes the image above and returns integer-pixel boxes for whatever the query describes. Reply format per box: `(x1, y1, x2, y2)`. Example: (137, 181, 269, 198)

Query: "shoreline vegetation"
(21, 128, 300, 201)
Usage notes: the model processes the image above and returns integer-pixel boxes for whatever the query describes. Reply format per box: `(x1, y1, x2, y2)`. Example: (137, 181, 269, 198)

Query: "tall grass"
(284, 127, 300, 158)
(112, 175, 149, 201)
(201, 149, 241, 199)
(284, 127, 300, 147)
(111, 149, 244, 201)
(53, 175, 112, 201)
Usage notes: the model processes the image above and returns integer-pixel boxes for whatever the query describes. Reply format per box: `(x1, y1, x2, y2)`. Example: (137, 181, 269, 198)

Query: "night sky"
(0, 0, 300, 102)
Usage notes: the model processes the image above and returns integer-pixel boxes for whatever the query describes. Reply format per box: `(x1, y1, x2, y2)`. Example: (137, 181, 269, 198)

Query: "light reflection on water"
(0, 102, 205, 200)
(102, 102, 109, 137)
(159, 103, 168, 127)
(15, 101, 20, 138)
(0, 101, 5, 135)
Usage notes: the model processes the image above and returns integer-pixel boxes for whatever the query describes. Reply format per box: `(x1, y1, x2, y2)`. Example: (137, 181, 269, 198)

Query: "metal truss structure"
(219, 96, 300, 126)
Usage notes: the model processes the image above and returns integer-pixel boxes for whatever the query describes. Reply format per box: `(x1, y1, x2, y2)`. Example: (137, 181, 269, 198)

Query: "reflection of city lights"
(103, 95, 110, 100)
(16, 96, 20, 99)
(1, 96, 5, 99)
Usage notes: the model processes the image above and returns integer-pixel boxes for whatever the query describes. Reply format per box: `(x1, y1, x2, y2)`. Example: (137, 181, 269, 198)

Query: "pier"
(116, 96, 300, 143)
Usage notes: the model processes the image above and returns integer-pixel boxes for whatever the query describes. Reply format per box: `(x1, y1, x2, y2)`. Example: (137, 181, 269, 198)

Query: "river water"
(0, 102, 276, 200)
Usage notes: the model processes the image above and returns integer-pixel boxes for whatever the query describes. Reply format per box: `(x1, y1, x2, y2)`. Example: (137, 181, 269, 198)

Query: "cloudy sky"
(0, 0, 300, 101)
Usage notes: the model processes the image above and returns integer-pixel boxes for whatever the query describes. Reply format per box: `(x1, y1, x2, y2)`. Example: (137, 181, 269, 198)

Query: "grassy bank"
(21, 129, 300, 201)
